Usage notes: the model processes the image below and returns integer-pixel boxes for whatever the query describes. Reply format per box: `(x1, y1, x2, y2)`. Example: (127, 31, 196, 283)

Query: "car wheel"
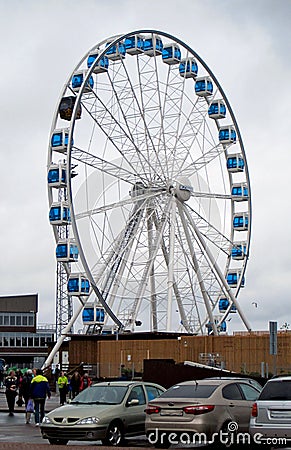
(48, 438, 68, 445)
(102, 421, 124, 446)
(211, 422, 238, 449)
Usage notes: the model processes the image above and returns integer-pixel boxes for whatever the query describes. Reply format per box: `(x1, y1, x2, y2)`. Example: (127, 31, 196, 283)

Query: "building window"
(22, 316, 28, 326)
(29, 315, 34, 326)
(4, 316, 9, 326)
(16, 316, 21, 326)
(10, 337, 15, 347)
(10, 316, 15, 325)
(34, 337, 39, 347)
(28, 337, 33, 346)
(3, 337, 8, 347)
(16, 337, 21, 347)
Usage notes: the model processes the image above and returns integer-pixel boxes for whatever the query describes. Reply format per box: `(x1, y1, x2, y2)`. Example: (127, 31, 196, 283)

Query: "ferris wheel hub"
(174, 176, 193, 202)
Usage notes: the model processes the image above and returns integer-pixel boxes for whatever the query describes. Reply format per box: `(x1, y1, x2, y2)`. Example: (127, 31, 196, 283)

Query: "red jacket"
(79, 375, 92, 391)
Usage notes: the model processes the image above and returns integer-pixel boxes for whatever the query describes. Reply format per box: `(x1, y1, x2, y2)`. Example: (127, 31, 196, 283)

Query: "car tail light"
(145, 405, 161, 415)
(251, 402, 258, 417)
(183, 405, 215, 415)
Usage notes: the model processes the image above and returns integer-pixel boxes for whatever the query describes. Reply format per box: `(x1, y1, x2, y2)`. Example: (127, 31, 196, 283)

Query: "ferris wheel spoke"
(185, 203, 233, 255)
(75, 189, 163, 220)
(71, 146, 148, 185)
(182, 204, 251, 332)
(81, 90, 164, 183)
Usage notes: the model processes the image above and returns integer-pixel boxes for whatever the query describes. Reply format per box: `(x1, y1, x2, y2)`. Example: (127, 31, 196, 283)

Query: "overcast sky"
(0, 0, 290, 334)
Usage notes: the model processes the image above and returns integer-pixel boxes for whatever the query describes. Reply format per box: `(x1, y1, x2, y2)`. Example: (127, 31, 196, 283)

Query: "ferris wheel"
(47, 29, 252, 339)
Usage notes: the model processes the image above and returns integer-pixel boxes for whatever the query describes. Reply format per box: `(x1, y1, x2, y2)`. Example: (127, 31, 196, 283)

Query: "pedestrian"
(4, 370, 18, 416)
(70, 371, 81, 399)
(79, 372, 92, 391)
(19, 369, 34, 423)
(29, 368, 51, 426)
(57, 370, 68, 405)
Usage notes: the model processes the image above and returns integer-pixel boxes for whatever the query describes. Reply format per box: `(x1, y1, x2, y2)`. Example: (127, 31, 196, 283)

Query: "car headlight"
(76, 416, 100, 425)
(42, 416, 53, 424)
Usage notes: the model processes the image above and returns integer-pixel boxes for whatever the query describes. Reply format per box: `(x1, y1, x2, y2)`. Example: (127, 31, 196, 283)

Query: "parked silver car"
(145, 378, 261, 447)
(249, 375, 291, 447)
(41, 380, 165, 446)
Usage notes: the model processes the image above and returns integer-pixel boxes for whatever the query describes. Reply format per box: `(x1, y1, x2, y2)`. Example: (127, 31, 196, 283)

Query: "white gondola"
(227, 153, 245, 172)
(49, 201, 71, 225)
(82, 302, 105, 325)
(226, 269, 245, 288)
(162, 43, 181, 65)
(179, 57, 198, 78)
(208, 99, 226, 119)
(231, 242, 247, 260)
(50, 128, 70, 153)
(143, 34, 163, 56)
(233, 212, 248, 231)
(219, 126, 236, 144)
(124, 35, 144, 55)
(87, 50, 109, 73)
(231, 183, 248, 201)
(67, 274, 90, 296)
(71, 70, 94, 93)
(195, 76, 213, 96)
(56, 239, 79, 263)
(105, 40, 126, 61)
(218, 297, 237, 313)
(47, 162, 66, 188)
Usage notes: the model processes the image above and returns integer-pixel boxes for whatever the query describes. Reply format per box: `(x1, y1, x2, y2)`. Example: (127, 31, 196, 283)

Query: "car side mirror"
(127, 399, 139, 406)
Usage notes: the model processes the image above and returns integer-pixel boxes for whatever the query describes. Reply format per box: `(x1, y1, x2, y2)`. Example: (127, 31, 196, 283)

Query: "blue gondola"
(179, 58, 198, 79)
(51, 129, 70, 152)
(71, 70, 94, 93)
(87, 51, 109, 73)
(59, 96, 82, 121)
(233, 213, 248, 231)
(227, 154, 245, 172)
(231, 183, 248, 201)
(47, 163, 66, 188)
(226, 270, 245, 288)
(82, 302, 105, 324)
(68, 274, 90, 296)
(124, 35, 144, 55)
(195, 77, 213, 96)
(49, 202, 71, 225)
(105, 40, 126, 61)
(218, 297, 237, 313)
(208, 100, 226, 119)
(219, 126, 236, 144)
(143, 34, 163, 56)
(56, 240, 79, 262)
(206, 318, 227, 334)
(162, 44, 181, 65)
(231, 242, 247, 260)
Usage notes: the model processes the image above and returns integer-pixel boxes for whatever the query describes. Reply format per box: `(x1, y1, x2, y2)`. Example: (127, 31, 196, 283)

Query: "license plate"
(160, 409, 183, 416)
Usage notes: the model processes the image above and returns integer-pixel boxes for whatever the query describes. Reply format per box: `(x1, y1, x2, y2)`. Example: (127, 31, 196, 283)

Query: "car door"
(124, 385, 147, 435)
(222, 382, 259, 431)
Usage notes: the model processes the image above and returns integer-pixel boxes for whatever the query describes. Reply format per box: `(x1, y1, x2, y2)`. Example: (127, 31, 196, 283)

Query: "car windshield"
(71, 385, 128, 404)
(160, 384, 218, 399)
(259, 380, 291, 401)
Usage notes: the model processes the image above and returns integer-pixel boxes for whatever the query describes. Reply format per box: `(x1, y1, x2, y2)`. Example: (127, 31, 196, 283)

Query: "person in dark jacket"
(4, 370, 18, 416)
(29, 368, 51, 425)
(70, 371, 81, 399)
(19, 369, 34, 423)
